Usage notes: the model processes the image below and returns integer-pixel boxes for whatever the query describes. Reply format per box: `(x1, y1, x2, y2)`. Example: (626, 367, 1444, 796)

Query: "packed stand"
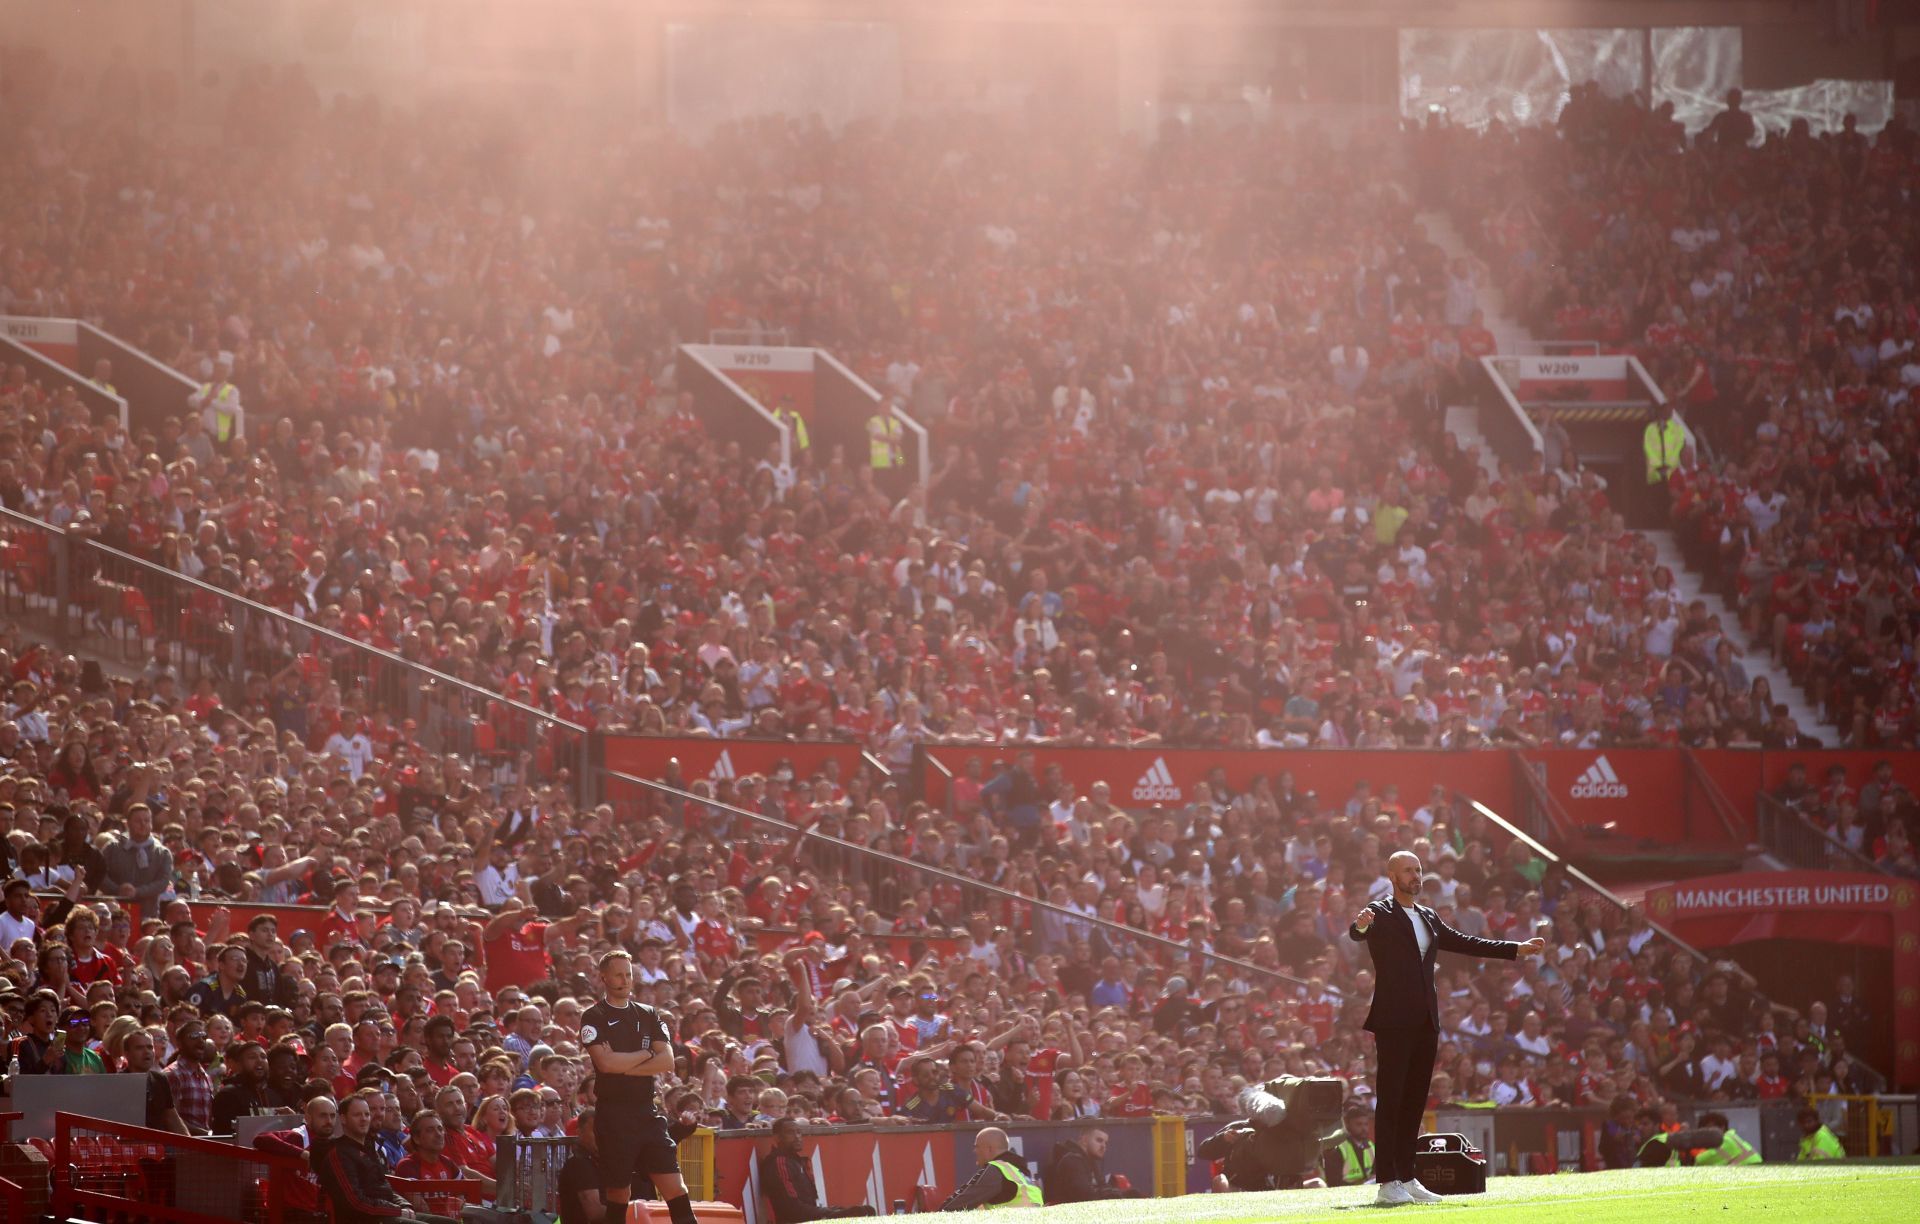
(1419, 88, 1920, 761)
(0, 68, 1799, 767)
(0, 59, 1885, 1203)
(0, 619, 1872, 1199)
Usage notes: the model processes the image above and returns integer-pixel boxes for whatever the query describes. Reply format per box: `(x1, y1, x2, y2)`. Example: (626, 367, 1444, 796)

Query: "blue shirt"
(899, 1085, 969, 1124)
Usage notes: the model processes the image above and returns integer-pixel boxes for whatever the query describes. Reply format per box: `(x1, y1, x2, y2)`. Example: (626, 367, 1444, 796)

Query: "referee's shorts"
(600, 1113, 681, 1194)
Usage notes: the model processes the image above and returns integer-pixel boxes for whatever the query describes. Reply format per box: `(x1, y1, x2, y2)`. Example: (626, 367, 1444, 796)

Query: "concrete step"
(1417, 210, 1539, 356)
(1443, 404, 1504, 484)
(1645, 530, 1828, 744)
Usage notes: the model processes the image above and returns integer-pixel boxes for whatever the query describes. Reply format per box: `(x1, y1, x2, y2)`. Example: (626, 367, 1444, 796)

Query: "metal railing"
(1510, 754, 1573, 844)
(1756, 792, 1890, 875)
(494, 1134, 576, 1214)
(1809, 1093, 1918, 1157)
(1682, 749, 1746, 842)
(52, 1109, 303, 1223)
(1459, 793, 1711, 969)
(0, 505, 590, 795)
(923, 751, 957, 822)
(1476, 353, 1547, 475)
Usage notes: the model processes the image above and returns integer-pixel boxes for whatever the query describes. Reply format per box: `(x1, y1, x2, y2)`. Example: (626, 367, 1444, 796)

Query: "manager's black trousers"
(1372, 1022, 1439, 1185)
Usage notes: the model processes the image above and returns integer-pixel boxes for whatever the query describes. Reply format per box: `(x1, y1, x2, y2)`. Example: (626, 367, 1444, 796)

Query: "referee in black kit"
(1349, 851, 1543, 1206)
(583, 949, 701, 1224)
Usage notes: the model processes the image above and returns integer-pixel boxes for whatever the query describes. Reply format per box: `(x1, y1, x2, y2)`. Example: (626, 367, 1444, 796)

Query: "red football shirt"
(483, 921, 551, 991)
(1025, 1048, 1064, 1120)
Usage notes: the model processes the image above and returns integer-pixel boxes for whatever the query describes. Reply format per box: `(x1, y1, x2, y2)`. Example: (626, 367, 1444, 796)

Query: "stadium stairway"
(1420, 210, 1527, 486)
(1646, 531, 1828, 745)
(1418, 212, 1830, 744)
(1417, 211, 1538, 357)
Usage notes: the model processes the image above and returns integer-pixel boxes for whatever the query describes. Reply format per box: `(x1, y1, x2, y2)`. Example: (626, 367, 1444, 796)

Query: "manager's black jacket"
(1346, 897, 1518, 1030)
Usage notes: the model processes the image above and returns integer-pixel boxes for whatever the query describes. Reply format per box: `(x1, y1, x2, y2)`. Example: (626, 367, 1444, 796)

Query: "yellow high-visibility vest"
(868, 413, 904, 469)
(982, 1159, 1043, 1208)
(1334, 1137, 1374, 1184)
(201, 382, 238, 441)
(774, 406, 810, 450)
(1797, 1125, 1844, 1161)
(1695, 1128, 1761, 1166)
(1643, 416, 1685, 483)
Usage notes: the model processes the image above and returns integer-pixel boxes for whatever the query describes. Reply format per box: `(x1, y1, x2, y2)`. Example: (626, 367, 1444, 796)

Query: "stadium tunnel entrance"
(1645, 871, 1919, 1085)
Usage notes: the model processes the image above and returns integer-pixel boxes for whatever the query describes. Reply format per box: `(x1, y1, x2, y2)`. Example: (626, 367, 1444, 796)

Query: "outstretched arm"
(1429, 910, 1539, 960)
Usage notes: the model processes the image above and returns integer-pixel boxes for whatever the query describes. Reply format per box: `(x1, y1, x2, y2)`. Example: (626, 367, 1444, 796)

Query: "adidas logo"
(1132, 757, 1183, 802)
(708, 750, 737, 781)
(1570, 754, 1628, 799)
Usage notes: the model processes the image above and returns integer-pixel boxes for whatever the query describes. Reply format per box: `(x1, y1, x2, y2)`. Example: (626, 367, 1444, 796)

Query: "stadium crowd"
(0, 54, 1898, 1206)
(1422, 88, 1920, 760)
(0, 65, 1843, 762)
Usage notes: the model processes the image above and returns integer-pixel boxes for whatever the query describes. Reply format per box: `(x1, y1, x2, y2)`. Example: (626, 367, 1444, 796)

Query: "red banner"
(920, 744, 1516, 819)
(916, 744, 1920, 851)
(1518, 749, 1701, 840)
(601, 735, 875, 789)
(1645, 871, 1920, 1085)
(711, 1125, 958, 1218)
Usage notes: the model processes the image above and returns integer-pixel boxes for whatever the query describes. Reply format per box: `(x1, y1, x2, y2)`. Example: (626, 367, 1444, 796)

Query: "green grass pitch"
(902, 1162, 1920, 1223)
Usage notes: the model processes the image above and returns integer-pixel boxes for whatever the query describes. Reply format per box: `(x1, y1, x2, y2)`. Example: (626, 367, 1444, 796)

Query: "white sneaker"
(1403, 1180, 1444, 1203)
(1375, 1180, 1414, 1206)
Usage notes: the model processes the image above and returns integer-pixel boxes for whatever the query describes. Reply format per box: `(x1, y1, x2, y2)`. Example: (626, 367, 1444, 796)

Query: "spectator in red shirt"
(394, 1109, 493, 1215)
(317, 879, 362, 953)
(434, 1084, 495, 1182)
(1104, 1051, 1155, 1118)
(479, 898, 591, 993)
(256, 1094, 340, 1222)
(420, 1015, 461, 1088)
(65, 910, 124, 989)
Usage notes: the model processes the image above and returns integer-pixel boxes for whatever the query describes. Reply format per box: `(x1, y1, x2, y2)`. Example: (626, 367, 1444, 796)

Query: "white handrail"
(677, 343, 791, 477)
(1478, 354, 1546, 470)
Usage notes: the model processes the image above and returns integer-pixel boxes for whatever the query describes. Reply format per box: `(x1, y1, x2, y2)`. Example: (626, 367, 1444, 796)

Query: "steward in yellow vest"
(772, 403, 809, 451)
(940, 1129, 1044, 1210)
(1691, 1112, 1762, 1165)
(868, 411, 905, 470)
(1643, 403, 1686, 483)
(1323, 1106, 1376, 1185)
(1796, 1108, 1845, 1161)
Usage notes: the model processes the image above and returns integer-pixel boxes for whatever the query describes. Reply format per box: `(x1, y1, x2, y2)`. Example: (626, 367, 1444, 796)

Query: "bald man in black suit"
(1349, 850, 1543, 1205)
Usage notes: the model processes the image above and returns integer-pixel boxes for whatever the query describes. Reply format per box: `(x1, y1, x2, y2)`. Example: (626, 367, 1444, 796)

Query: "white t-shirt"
(1515, 1030, 1552, 1058)
(0, 911, 37, 949)
(784, 1018, 830, 1077)
(1700, 1052, 1739, 1088)
(1403, 901, 1433, 958)
(475, 863, 521, 908)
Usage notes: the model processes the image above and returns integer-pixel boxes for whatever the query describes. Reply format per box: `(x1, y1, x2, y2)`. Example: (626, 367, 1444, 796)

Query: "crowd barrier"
(3, 1099, 1913, 1222)
(703, 1115, 1179, 1217)
(49, 1109, 305, 1224)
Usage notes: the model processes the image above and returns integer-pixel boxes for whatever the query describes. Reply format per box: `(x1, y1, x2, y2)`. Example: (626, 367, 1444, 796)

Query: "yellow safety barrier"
(1809, 1094, 1893, 1156)
(680, 1126, 717, 1198)
(1152, 1114, 1186, 1197)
